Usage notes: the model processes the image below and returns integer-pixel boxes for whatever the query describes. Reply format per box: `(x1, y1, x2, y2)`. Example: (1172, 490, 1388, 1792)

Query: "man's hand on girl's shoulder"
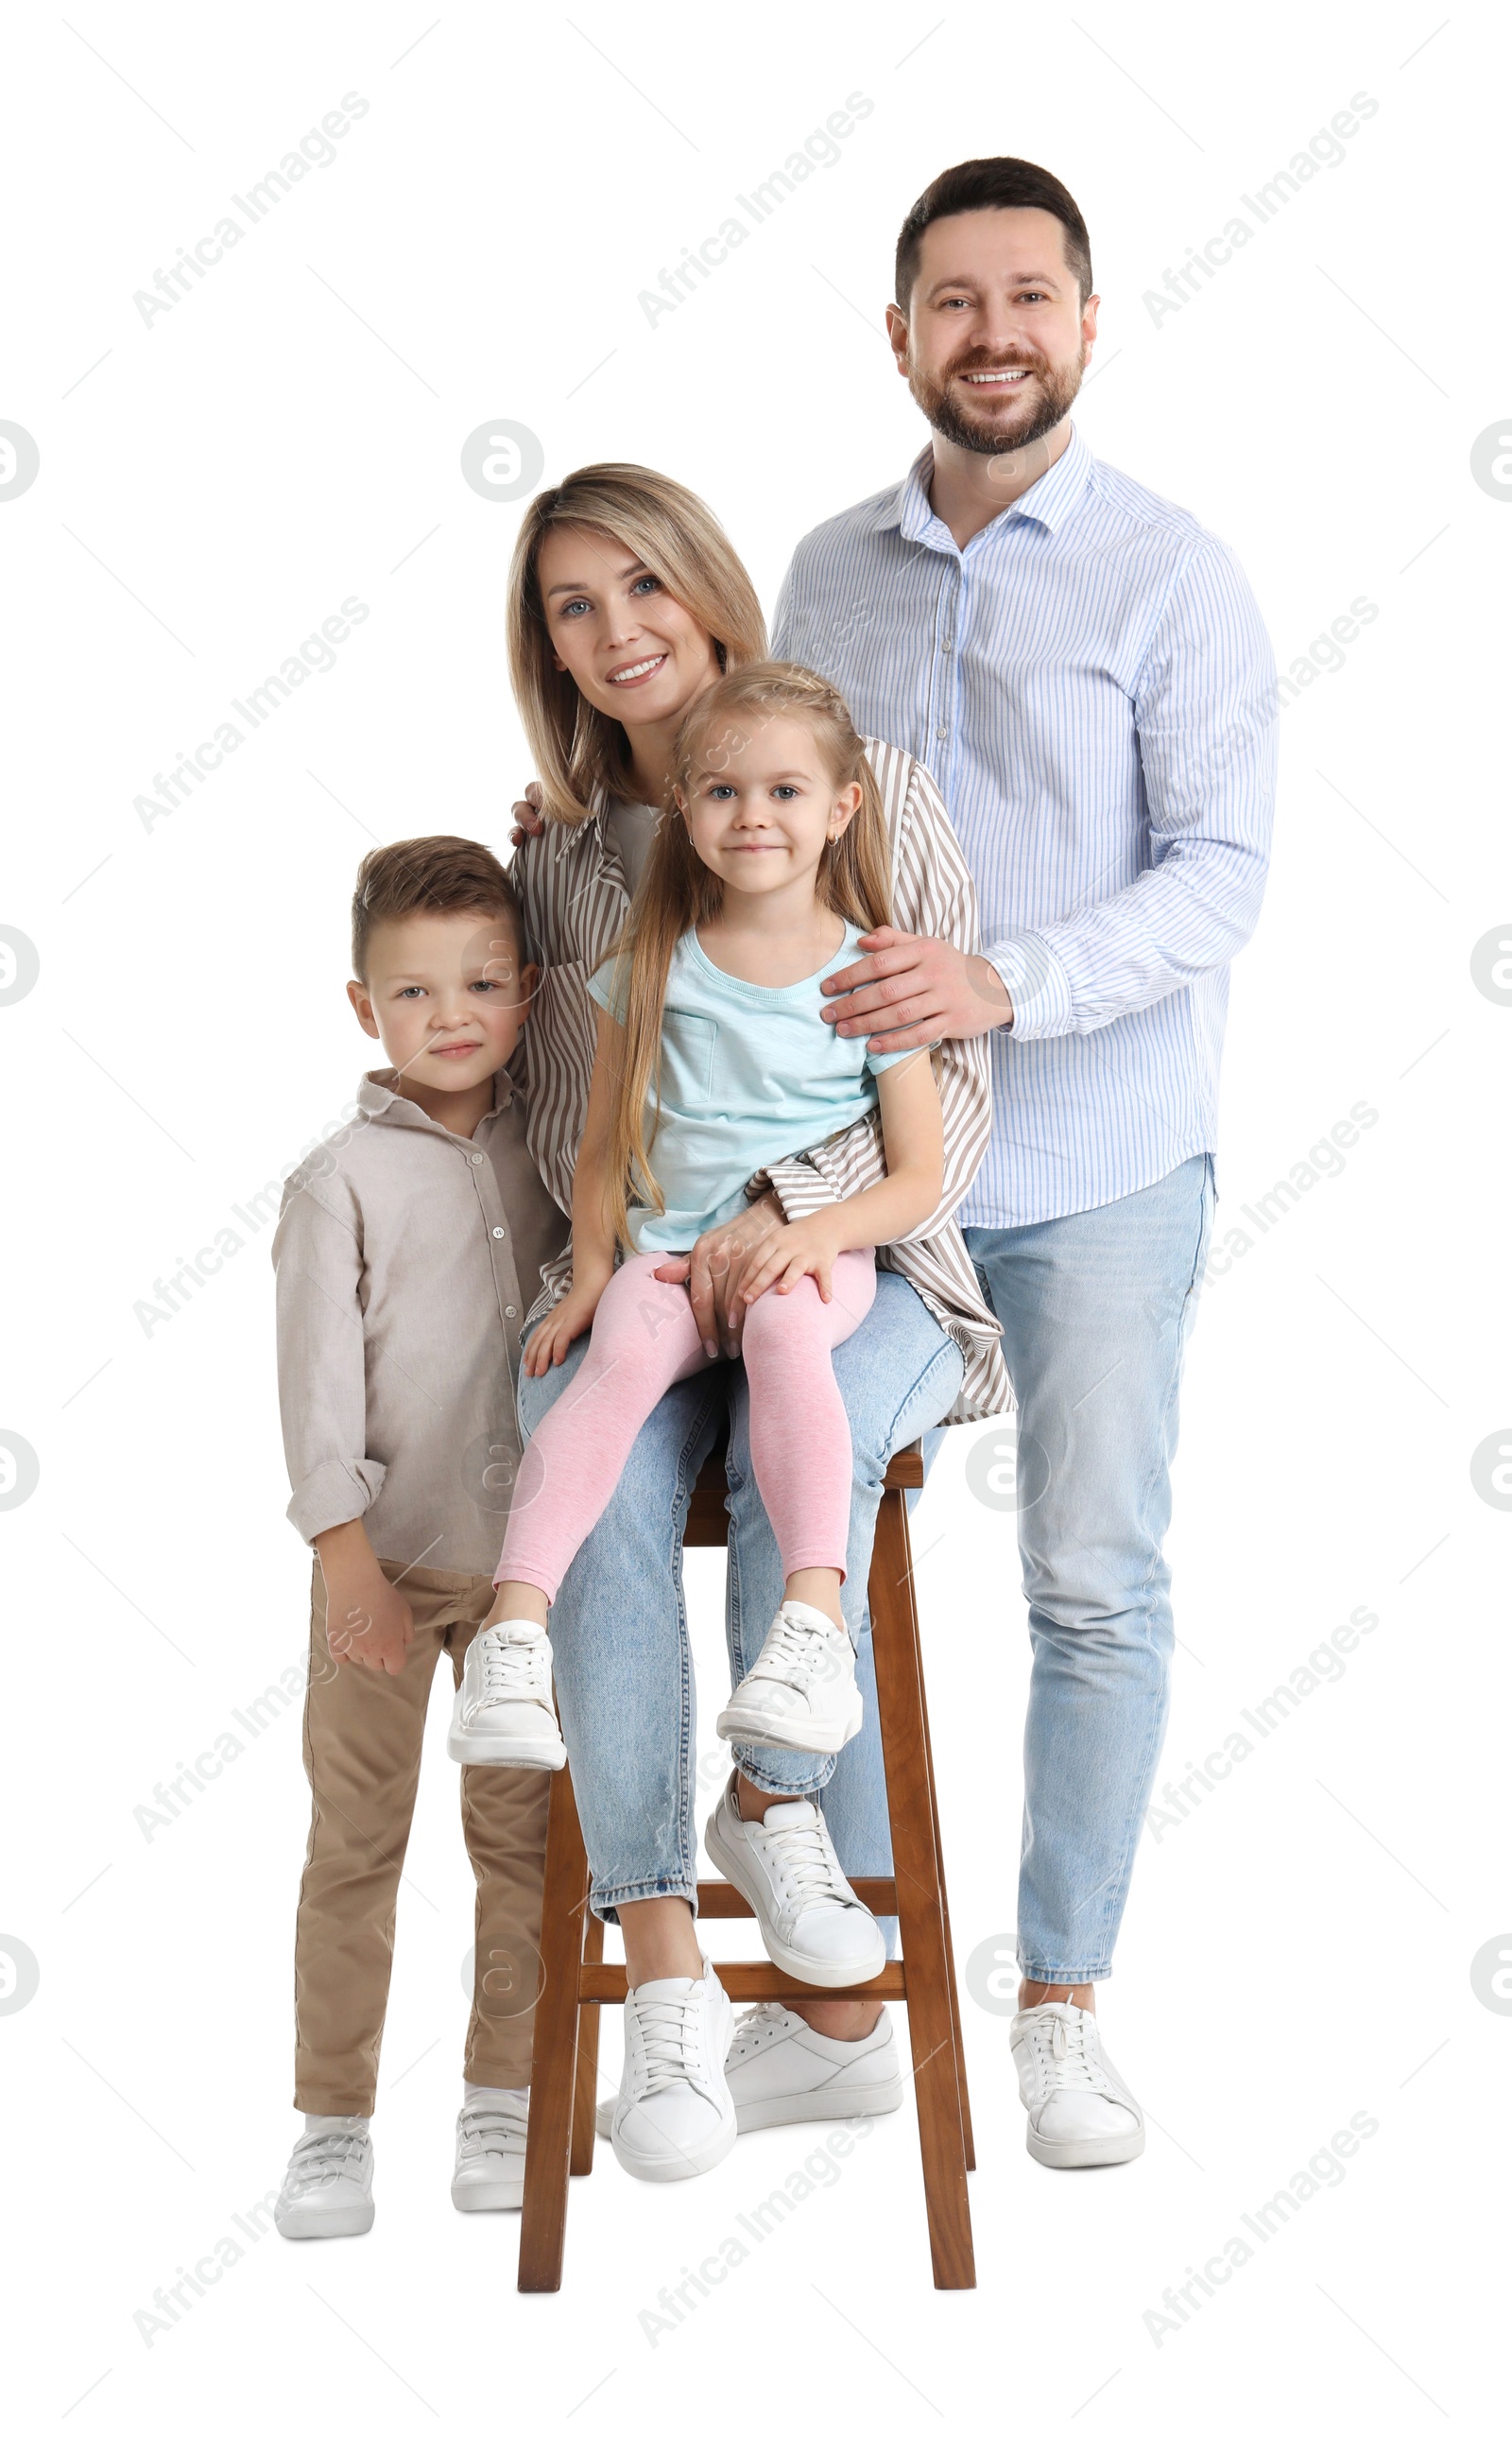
(821, 925, 1012, 1047)
(509, 781, 546, 847)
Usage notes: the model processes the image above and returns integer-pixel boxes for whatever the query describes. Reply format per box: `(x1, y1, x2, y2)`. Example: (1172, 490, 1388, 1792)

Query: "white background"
(2, 2, 1504, 2428)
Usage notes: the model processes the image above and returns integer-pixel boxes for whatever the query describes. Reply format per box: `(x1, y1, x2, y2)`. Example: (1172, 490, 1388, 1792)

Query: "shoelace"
(728, 2001, 790, 2064)
(457, 2102, 525, 2160)
(756, 1809, 853, 1910)
(473, 1631, 545, 1711)
(629, 1986, 711, 2098)
(285, 2129, 369, 2191)
(1027, 2005, 1113, 2095)
(749, 1608, 839, 1692)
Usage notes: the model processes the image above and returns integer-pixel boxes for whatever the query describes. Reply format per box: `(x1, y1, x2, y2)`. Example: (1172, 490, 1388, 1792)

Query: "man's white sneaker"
(1010, 2000, 1145, 2169)
(447, 1620, 566, 1769)
(716, 1601, 862, 1754)
(609, 1960, 736, 2184)
(274, 2118, 375, 2238)
(704, 1776, 885, 1989)
(597, 1999, 902, 2139)
(451, 2090, 527, 2211)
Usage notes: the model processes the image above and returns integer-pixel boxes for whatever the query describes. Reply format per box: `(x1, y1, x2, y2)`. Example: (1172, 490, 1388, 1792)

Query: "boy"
(270, 837, 569, 2237)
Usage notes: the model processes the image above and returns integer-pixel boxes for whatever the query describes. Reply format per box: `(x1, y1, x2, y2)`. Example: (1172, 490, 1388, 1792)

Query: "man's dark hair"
(895, 157, 1093, 311)
(351, 835, 521, 978)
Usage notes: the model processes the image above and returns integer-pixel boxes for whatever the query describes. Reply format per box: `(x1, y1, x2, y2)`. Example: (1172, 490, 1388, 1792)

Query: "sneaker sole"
(713, 1696, 863, 1755)
(451, 2179, 524, 2213)
(704, 1805, 886, 1989)
(610, 2107, 738, 2184)
(275, 2200, 375, 2239)
(446, 1726, 565, 1770)
(1026, 2123, 1146, 2169)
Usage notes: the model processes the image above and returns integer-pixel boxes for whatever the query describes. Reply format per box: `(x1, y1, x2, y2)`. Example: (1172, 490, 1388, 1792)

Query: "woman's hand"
(652, 1190, 786, 1357)
(737, 1212, 849, 1307)
(509, 781, 546, 848)
(524, 1272, 609, 1375)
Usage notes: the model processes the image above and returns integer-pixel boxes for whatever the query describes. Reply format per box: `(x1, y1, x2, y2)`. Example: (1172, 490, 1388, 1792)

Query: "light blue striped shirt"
(773, 426, 1278, 1228)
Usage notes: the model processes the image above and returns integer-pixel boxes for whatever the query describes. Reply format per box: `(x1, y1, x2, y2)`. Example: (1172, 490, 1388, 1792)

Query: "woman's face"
(536, 524, 722, 735)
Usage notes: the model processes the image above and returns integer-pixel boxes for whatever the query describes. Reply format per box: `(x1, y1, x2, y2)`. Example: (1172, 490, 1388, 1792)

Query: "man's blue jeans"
(517, 1270, 963, 1924)
(954, 1153, 1214, 1984)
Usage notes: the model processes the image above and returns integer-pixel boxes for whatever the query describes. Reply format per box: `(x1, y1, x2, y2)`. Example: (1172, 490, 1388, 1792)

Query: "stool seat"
(519, 1441, 975, 2290)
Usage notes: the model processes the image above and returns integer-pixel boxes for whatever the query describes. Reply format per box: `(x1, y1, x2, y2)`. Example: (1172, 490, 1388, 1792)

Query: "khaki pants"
(294, 1560, 550, 2115)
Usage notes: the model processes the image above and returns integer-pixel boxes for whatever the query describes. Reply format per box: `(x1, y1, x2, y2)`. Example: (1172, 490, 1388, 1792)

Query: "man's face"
(887, 206, 1098, 458)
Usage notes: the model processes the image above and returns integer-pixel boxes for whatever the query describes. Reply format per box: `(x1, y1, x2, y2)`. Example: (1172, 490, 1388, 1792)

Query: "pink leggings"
(496, 1250, 877, 1604)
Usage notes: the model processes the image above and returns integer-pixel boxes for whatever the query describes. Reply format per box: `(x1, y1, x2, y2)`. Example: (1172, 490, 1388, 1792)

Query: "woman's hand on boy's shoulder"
(509, 781, 546, 847)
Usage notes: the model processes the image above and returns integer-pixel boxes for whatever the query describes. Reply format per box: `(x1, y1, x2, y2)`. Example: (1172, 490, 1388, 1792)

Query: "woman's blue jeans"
(516, 1270, 964, 1925)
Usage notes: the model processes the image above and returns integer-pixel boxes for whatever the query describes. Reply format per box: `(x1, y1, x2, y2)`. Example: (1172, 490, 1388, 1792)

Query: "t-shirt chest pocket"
(660, 1008, 718, 1104)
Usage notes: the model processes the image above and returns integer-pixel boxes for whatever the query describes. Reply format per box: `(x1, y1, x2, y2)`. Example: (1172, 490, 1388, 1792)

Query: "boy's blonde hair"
(602, 662, 891, 1250)
(507, 463, 767, 826)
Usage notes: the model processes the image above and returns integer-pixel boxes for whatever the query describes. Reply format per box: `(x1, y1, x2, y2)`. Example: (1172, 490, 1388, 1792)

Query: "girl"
(486, 662, 946, 1756)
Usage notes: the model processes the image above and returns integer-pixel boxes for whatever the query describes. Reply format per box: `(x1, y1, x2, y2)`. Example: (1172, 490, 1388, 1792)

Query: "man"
(773, 155, 1277, 2169)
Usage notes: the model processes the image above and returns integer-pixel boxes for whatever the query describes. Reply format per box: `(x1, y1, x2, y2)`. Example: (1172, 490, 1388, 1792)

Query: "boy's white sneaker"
(1010, 2000, 1145, 2169)
(609, 1960, 736, 2184)
(274, 2118, 375, 2238)
(716, 1601, 863, 1754)
(597, 1999, 902, 2139)
(448, 1620, 566, 1769)
(704, 1776, 885, 1988)
(452, 2090, 527, 2211)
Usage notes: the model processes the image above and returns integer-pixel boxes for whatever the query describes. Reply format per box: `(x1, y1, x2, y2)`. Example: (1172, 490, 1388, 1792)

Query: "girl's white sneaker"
(609, 1960, 736, 2183)
(716, 1601, 863, 1754)
(448, 1620, 566, 1769)
(274, 2119, 375, 2238)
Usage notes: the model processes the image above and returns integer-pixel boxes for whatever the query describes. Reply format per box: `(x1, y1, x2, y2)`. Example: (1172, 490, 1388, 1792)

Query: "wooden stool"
(518, 1442, 976, 2290)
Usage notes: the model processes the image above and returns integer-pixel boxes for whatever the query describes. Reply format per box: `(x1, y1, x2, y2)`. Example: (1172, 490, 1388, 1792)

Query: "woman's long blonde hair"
(603, 662, 892, 1250)
(507, 463, 767, 824)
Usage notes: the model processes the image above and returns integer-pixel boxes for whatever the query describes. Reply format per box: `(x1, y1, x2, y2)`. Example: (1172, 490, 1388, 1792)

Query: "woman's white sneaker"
(274, 2118, 375, 2238)
(1010, 2000, 1145, 2168)
(704, 1777, 885, 1989)
(596, 2000, 902, 2139)
(447, 1620, 566, 1769)
(716, 1601, 863, 1754)
(451, 2090, 527, 2211)
(610, 1960, 736, 2183)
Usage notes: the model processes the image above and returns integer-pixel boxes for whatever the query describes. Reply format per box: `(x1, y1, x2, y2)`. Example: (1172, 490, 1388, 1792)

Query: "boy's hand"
(323, 1565, 415, 1676)
(524, 1274, 608, 1375)
(738, 1213, 849, 1307)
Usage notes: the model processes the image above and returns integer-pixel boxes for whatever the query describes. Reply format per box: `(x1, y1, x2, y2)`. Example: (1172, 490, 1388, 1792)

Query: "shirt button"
(470, 1152, 484, 1166)
(505, 1305, 517, 1319)
(936, 726, 948, 740)
(492, 1226, 506, 1239)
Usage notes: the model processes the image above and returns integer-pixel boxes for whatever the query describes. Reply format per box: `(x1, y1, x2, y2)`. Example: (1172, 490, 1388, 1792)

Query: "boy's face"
(348, 907, 537, 1097)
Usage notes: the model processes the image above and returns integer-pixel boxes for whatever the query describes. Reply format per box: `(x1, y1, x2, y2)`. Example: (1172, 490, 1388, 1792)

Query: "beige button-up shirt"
(271, 1068, 568, 1576)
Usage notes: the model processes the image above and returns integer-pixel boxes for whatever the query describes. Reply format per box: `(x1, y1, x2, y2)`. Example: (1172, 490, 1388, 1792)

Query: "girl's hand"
(739, 1214, 847, 1306)
(524, 1274, 608, 1375)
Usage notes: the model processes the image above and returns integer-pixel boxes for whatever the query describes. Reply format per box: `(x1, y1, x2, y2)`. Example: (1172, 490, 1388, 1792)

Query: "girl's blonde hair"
(603, 662, 892, 1249)
(507, 463, 767, 825)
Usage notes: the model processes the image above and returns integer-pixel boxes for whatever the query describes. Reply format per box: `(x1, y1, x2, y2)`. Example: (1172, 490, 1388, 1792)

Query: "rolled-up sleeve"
(271, 1167, 387, 1544)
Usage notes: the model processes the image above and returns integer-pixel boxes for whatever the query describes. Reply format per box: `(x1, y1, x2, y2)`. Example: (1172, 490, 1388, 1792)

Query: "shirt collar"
(885, 422, 1093, 548)
(358, 1065, 514, 1129)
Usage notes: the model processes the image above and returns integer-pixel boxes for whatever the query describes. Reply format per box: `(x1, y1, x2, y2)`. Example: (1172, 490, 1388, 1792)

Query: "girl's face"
(679, 716, 862, 903)
(537, 525, 722, 736)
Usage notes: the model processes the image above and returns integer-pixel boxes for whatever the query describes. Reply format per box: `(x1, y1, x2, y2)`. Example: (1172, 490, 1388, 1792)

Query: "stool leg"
(916, 1645, 976, 2172)
(519, 1764, 590, 2292)
(869, 1486, 975, 2290)
(570, 1913, 605, 2175)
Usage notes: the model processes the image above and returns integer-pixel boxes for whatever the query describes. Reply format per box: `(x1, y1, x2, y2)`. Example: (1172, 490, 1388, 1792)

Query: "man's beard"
(910, 343, 1086, 458)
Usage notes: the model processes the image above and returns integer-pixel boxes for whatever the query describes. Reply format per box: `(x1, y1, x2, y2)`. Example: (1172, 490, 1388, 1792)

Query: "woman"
(502, 464, 1006, 2180)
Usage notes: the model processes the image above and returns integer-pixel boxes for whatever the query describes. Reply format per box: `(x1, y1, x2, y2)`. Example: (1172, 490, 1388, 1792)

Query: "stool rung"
(696, 1876, 896, 1918)
(578, 1962, 907, 2004)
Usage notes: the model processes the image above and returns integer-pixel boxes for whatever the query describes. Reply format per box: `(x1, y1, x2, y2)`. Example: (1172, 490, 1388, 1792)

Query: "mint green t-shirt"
(587, 923, 919, 1254)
